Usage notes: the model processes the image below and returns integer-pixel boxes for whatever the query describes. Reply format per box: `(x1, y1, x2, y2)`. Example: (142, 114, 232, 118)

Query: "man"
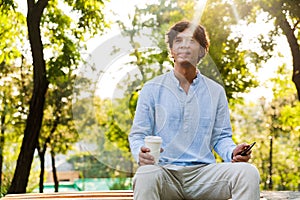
(128, 20, 260, 200)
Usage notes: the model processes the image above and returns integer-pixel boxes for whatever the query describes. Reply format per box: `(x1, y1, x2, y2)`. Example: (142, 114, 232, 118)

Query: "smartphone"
(239, 142, 256, 156)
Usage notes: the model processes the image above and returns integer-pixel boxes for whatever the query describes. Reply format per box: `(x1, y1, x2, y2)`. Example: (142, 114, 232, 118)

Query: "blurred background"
(0, 0, 299, 195)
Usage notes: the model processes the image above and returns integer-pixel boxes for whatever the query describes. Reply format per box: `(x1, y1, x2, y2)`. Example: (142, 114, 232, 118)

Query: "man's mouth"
(178, 52, 191, 56)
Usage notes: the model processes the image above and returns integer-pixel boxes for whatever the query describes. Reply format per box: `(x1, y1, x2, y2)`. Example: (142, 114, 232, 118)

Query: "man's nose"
(180, 39, 189, 48)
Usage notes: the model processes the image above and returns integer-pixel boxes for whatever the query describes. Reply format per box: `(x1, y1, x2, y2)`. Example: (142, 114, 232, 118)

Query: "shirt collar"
(170, 69, 201, 88)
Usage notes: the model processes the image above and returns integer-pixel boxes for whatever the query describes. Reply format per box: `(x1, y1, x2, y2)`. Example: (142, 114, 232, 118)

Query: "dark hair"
(166, 20, 210, 60)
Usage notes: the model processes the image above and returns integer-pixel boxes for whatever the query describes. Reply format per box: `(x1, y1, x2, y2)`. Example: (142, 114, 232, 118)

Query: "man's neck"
(174, 64, 197, 84)
(173, 64, 197, 94)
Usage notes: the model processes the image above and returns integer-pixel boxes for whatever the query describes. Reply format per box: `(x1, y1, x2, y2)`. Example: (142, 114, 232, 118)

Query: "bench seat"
(3, 191, 300, 199)
(2, 190, 134, 199)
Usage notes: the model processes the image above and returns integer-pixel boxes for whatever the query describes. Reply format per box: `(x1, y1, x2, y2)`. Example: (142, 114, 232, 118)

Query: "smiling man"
(128, 20, 260, 200)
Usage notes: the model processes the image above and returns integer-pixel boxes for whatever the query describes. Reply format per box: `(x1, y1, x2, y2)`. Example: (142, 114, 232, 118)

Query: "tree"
(236, 0, 300, 100)
(70, 96, 133, 178)
(0, 3, 29, 195)
(7, 0, 50, 193)
(231, 65, 300, 190)
(0, 59, 34, 195)
(260, 0, 300, 100)
(37, 72, 78, 193)
(7, 0, 109, 193)
(270, 65, 300, 190)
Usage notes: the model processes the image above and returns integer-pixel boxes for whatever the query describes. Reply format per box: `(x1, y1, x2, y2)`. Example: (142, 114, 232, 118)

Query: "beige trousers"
(133, 162, 260, 200)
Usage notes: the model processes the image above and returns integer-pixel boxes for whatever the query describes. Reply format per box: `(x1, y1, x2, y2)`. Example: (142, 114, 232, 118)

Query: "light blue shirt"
(128, 70, 236, 166)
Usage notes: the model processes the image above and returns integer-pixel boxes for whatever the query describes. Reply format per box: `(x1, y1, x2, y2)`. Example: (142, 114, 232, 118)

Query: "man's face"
(170, 28, 202, 67)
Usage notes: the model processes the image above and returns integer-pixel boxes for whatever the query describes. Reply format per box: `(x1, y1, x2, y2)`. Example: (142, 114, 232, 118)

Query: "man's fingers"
(139, 156, 155, 165)
(139, 146, 162, 165)
(138, 149, 155, 166)
(140, 146, 150, 153)
(232, 154, 251, 163)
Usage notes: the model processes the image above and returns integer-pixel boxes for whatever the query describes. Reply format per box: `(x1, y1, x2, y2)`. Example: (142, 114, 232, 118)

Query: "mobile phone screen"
(240, 142, 256, 156)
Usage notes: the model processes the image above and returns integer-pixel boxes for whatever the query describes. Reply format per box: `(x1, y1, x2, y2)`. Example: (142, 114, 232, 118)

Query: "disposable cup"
(144, 136, 162, 164)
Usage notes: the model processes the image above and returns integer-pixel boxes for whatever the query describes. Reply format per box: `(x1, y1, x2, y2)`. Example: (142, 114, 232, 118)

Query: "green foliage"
(280, 102, 300, 130)
(128, 86, 141, 119)
(108, 178, 132, 190)
(42, 0, 106, 84)
(68, 154, 113, 178)
(0, 0, 16, 12)
(235, 0, 300, 100)
(0, 5, 33, 193)
(38, 0, 110, 162)
(201, 0, 260, 99)
(41, 72, 79, 154)
(72, 97, 135, 177)
(104, 120, 129, 152)
(64, 0, 108, 36)
(1, 138, 40, 194)
(1, 0, 110, 193)
(232, 65, 299, 191)
(0, 7, 25, 66)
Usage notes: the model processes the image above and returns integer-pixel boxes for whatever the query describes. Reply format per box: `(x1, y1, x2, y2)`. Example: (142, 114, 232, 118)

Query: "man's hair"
(166, 20, 210, 60)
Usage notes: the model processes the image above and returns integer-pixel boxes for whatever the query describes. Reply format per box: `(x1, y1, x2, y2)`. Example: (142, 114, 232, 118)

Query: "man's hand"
(138, 146, 155, 166)
(232, 143, 252, 163)
(138, 146, 163, 166)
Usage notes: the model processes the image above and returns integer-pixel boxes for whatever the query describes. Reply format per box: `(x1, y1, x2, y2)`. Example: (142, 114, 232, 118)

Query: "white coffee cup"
(144, 136, 162, 164)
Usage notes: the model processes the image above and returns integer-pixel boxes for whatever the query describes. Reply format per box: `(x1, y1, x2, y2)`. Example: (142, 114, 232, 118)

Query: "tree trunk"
(37, 110, 59, 193)
(39, 151, 45, 193)
(8, 0, 49, 194)
(0, 108, 6, 194)
(37, 140, 48, 194)
(37, 136, 50, 193)
(51, 153, 59, 192)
